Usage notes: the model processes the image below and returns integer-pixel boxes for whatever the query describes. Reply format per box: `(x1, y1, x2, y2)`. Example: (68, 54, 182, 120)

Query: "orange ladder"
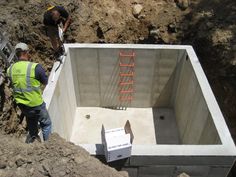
(118, 50, 135, 107)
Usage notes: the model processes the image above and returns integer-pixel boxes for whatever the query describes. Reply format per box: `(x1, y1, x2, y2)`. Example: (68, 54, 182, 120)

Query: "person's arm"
(57, 6, 71, 33)
(63, 15, 71, 33)
(35, 64, 48, 85)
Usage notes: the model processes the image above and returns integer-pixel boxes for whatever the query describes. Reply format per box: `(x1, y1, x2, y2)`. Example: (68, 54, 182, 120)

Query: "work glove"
(58, 26, 64, 42)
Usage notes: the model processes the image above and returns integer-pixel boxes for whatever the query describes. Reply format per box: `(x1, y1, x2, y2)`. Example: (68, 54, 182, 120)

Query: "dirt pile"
(0, 133, 128, 177)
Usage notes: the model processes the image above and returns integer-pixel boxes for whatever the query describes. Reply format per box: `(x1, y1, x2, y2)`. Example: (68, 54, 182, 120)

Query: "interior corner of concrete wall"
(172, 55, 221, 144)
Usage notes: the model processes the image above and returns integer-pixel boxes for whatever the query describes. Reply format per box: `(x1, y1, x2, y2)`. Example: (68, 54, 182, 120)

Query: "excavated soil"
(0, 133, 128, 177)
(0, 0, 236, 176)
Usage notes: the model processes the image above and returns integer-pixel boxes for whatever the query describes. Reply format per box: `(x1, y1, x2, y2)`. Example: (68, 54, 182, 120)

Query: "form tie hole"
(160, 115, 165, 120)
(85, 114, 90, 119)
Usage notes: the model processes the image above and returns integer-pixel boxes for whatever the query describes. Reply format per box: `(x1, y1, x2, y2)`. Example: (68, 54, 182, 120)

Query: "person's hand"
(63, 28, 67, 33)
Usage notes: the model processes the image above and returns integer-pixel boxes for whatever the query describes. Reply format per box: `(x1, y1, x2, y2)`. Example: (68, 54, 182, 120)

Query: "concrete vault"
(43, 44, 236, 177)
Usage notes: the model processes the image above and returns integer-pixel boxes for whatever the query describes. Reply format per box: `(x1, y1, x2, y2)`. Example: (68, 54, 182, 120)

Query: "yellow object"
(7, 61, 43, 107)
(47, 5, 55, 11)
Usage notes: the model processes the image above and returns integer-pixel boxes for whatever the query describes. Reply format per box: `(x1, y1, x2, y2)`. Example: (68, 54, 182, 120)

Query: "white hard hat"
(15, 43, 29, 51)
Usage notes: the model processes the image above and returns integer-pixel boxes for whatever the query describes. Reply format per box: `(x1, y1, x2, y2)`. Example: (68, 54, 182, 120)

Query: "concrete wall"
(43, 50, 77, 140)
(69, 48, 186, 107)
(172, 57, 221, 144)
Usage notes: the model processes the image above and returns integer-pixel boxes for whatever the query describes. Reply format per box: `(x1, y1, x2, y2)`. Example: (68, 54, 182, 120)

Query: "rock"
(98, 39, 106, 43)
(15, 156, 26, 167)
(0, 162, 6, 169)
(168, 23, 177, 33)
(7, 160, 15, 168)
(149, 29, 160, 37)
(138, 14, 146, 19)
(66, 168, 71, 174)
(176, 0, 190, 10)
(139, 36, 145, 41)
(139, 36, 145, 40)
(177, 172, 190, 177)
(132, 4, 143, 18)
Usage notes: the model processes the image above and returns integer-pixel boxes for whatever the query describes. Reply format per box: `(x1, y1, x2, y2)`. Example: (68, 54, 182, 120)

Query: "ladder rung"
(119, 80, 134, 85)
(120, 88, 134, 94)
(120, 72, 134, 77)
(119, 63, 135, 67)
(119, 52, 135, 57)
(119, 96, 133, 101)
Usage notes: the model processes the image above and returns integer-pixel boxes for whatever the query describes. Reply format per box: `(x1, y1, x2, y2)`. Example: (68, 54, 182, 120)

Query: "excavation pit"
(43, 44, 236, 177)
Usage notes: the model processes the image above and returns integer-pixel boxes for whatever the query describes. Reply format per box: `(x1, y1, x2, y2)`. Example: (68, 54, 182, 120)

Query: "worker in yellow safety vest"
(7, 42, 51, 143)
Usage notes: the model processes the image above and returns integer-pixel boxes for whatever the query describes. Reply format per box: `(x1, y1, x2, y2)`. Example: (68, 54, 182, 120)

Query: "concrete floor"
(70, 107, 180, 145)
(70, 107, 156, 144)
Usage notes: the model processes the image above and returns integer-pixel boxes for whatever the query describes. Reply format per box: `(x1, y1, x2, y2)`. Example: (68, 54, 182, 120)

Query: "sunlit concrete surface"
(71, 107, 154, 145)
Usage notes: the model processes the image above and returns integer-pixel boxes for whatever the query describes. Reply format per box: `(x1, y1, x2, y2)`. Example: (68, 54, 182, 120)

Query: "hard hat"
(15, 43, 29, 51)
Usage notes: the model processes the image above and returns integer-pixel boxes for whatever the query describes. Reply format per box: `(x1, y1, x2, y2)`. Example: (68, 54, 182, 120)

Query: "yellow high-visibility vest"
(7, 61, 43, 107)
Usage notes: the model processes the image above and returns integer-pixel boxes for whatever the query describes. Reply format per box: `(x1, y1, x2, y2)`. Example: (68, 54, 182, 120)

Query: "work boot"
(25, 134, 41, 144)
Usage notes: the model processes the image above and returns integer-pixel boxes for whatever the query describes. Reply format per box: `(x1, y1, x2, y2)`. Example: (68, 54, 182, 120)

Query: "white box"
(102, 120, 134, 162)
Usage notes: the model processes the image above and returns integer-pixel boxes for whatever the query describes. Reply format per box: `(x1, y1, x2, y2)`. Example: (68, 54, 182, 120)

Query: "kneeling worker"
(43, 5, 71, 60)
(7, 43, 52, 143)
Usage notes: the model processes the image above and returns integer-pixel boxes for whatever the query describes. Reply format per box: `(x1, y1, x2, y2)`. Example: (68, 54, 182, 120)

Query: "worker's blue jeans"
(19, 103, 52, 142)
